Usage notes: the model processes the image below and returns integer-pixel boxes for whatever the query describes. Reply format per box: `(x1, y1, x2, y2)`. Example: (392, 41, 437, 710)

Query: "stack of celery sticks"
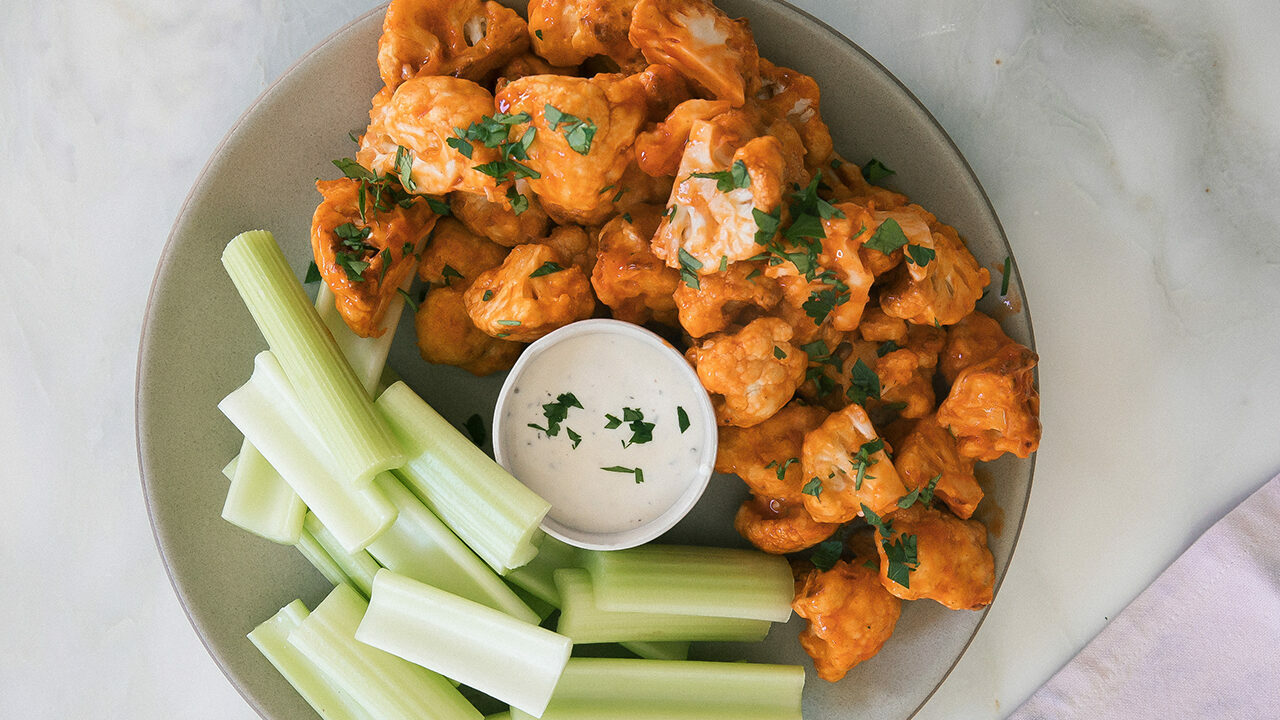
(216, 230, 806, 720)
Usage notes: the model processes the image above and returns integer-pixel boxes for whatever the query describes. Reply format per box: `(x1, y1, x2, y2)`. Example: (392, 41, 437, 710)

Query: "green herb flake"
(773, 346, 787, 360)
(862, 158, 895, 182)
(530, 392, 584, 439)
(482, 289, 494, 301)
(718, 255, 729, 272)
(622, 212, 633, 223)
(677, 248, 703, 290)
(304, 261, 322, 284)
(332, 157, 376, 182)
(396, 287, 419, 311)
(612, 187, 628, 203)
(845, 358, 882, 405)
(862, 218, 909, 254)
(394, 146, 417, 191)
(506, 186, 530, 215)
(883, 534, 919, 588)
(334, 252, 370, 282)
(663, 205, 677, 218)
(861, 503, 893, 538)
(605, 406, 655, 447)
(784, 213, 826, 242)
(752, 206, 782, 245)
(677, 406, 690, 433)
(543, 104, 597, 155)
(802, 478, 824, 498)
(604, 413, 622, 429)
(447, 135, 474, 159)
(463, 414, 486, 446)
(529, 261, 564, 278)
(535, 29, 543, 39)
(497, 319, 522, 326)
(810, 538, 843, 572)
(566, 427, 582, 449)
(601, 465, 644, 484)
(598, 184, 616, 195)
(1001, 256, 1012, 295)
(906, 244, 936, 267)
(830, 158, 843, 170)
(876, 340, 901, 357)
(745, 268, 761, 280)
(898, 473, 942, 509)
(474, 159, 541, 182)
(765, 457, 799, 481)
(689, 159, 751, 193)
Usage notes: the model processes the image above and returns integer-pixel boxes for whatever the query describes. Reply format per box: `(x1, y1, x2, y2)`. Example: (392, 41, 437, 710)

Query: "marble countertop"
(4, 0, 1279, 717)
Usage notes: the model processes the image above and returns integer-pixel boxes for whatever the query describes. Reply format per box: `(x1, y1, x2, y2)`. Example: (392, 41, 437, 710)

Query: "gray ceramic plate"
(137, 2, 1036, 718)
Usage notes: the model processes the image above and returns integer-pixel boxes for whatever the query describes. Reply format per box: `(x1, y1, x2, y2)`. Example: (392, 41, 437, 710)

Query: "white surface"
(2, 1, 1278, 718)
(1010, 474, 1280, 719)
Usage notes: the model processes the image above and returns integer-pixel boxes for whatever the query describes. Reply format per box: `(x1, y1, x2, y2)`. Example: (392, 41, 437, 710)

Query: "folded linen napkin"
(1010, 474, 1280, 720)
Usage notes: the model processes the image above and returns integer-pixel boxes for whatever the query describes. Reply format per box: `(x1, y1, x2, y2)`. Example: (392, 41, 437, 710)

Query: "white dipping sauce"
(493, 321, 716, 547)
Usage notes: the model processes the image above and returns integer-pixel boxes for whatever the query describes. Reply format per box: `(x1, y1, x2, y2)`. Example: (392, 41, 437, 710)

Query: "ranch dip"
(493, 320, 716, 548)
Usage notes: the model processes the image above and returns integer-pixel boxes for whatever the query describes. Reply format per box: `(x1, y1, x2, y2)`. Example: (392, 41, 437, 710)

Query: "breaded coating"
(801, 403, 906, 523)
(463, 243, 596, 341)
(716, 402, 830, 501)
(311, 178, 437, 338)
(377, 0, 528, 89)
(629, 0, 760, 106)
(528, 0, 644, 67)
(817, 202, 876, 333)
(417, 217, 509, 286)
(755, 59, 833, 170)
(415, 285, 523, 375)
(590, 206, 681, 324)
(793, 560, 902, 682)
(939, 310, 1013, 385)
(449, 187, 552, 248)
(885, 417, 983, 519)
(634, 98, 732, 177)
(541, 224, 599, 276)
(876, 504, 994, 610)
(880, 219, 990, 327)
(674, 260, 782, 338)
(735, 496, 838, 554)
(936, 343, 1041, 461)
(687, 317, 807, 427)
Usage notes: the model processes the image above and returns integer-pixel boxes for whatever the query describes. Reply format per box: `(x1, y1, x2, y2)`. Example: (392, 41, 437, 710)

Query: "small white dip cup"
(492, 319, 718, 551)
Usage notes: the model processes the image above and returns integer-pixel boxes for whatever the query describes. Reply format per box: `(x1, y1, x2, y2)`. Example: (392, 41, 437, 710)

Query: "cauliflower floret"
(495, 72, 651, 225)
(936, 343, 1041, 461)
(674, 260, 782, 338)
(755, 59, 832, 170)
(735, 496, 839, 554)
(415, 285, 524, 375)
(858, 307, 908, 344)
(496, 52, 579, 87)
(628, 0, 760, 106)
(634, 98, 732, 177)
(716, 402, 829, 501)
(880, 219, 990, 327)
(377, 0, 529, 90)
(875, 504, 994, 610)
(686, 317, 806, 427)
(528, 0, 644, 67)
(824, 154, 910, 213)
(800, 403, 906, 523)
(939, 310, 1014, 385)
(885, 416, 983, 519)
(816, 202, 875, 333)
(793, 560, 902, 682)
(652, 115, 796, 270)
(853, 203, 937, 282)
(359, 76, 500, 198)
(590, 206, 681, 324)
(418, 217, 509, 286)
(767, 273, 838, 346)
(463, 243, 596, 341)
(310, 178, 437, 338)
(449, 184, 552, 247)
(541, 224, 598, 276)
(875, 349, 935, 420)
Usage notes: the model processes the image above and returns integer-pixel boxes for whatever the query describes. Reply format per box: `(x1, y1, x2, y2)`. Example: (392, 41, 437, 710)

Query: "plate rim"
(135, 3, 1039, 718)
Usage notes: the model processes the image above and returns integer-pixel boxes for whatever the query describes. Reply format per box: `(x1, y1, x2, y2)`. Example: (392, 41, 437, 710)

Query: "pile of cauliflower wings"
(308, 0, 1041, 684)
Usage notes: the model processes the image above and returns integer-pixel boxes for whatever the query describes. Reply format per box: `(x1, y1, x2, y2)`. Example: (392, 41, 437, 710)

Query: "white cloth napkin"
(1010, 474, 1280, 720)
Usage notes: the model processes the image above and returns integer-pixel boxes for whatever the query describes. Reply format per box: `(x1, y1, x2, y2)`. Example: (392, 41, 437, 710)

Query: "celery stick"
(221, 230, 404, 485)
(504, 536, 581, 607)
(315, 282, 403, 398)
(219, 352, 396, 552)
(303, 512, 380, 597)
(355, 570, 571, 718)
(619, 641, 690, 662)
(247, 600, 374, 720)
(584, 546, 794, 623)
(221, 454, 240, 481)
(221, 438, 306, 545)
(509, 658, 804, 720)
(366, 473, 539, 624)
(288, 584, 481, 720)
(508, 583, 557, 622)
(376, 382, 550, 573)
(554, 569, 770, 644)
(296, 525, 355, 592)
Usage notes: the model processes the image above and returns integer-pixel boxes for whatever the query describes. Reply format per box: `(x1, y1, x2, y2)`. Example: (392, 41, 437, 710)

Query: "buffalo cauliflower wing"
(463, 243, 596, 341)
(590, 205, 681, 324)
(735, 496, 838, 555)
(793, 560, 902, 682)
(686, 317, 807, 427)
(628, 0, 759, 106)
(673, 260, 782, 337)
(939, 310, 1014, 385)
(377, 0, 528, 89)
(415, 285, 524, 375)
(875, 503, 994, 610)
(417, 216, 509, 286)
(527, 0, 644, 67)
(716, 402, 829, 501)
(885, 416, 983, 519)
(449, 186, 552, 247)
(879, 219, 990, 327)
(800, 402, 906, 523)
(936, 343, 1041, 461)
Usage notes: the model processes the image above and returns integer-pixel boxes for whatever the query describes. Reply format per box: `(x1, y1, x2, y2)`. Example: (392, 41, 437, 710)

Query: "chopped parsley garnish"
(482, 290, 494, 301)
(898, 474, 941, 509)
(677, 406, 690, 433)
(663, 205, 677, 218)
(802, 276, 850, 325)
(882, 534, 919, 587)
(783, 213, 825, 243)
(334, 252, 370, 282)
(862, 218, 909, 254)
(441, 264, 464, 284)
(304, 261, 322, 284)
(772, 346, 787, 360)
(394, 145, 417, 192)
(463, 414, 486, 446)
(765, 458, 799, 481)
(849, 438, 885, 491)
(497, 319, 522, 326)
(566, 427, 583, 449)
(677, 248, 703, 290)
(534, 29, 543, 39)
(604, 407, 655, 447)
(622, 212, 633, 223)
(846, 358, 882, 405)
(333, 157, 376, 182)
(810, 537, 844, 572)
(598, 184, 616, 195)
(689, 159, 751, 193)
(396, 287, 418, 311)
(718, 255, 728, 272)
(474, 159, 540, 182)
(745, 268, 761, 280)
(601, 465, 644, 484)
(862, 158, 895, 182)
(506, 186, 529, 215)
(447, 135, 474, 159)
(801, 478, 824, 498)
(402, 242, 414, 256)
(334, 222, 372, 250)
(802, 339, 845, 398)
(861, 504, 892, 537)
(876, 340, 901, 357)
(378, 248, 392, 282)
(906, 244, 936, 267)
(612, 187, 628, 203)
(529, 261, 564, 278)
(543, 104, 597, 155)
(1001, 255, 1012, 295)
(830, 158, 843, 170)
(454, 112, 532, 151)
(752, 206, 782, 245)
(528, 392, 583, 439)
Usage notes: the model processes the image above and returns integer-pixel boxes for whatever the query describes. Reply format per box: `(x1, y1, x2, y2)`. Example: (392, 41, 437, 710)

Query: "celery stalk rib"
(618, 641, 690, 661)
(247, 600, 374, 720)
(287, 584, 481, 720)
(585, 546, 794, 622)
(554, 569, 770, 644)
(355, 570, 571, 718)
(221, 230, 403, 485)
(366, 473, 539, 624)
(303, 512, 381, 597)
(295, 526, 357, 591)
(222, 438, 306, 545)
(219, 352, 395, 552)
(508, 658, 804, 720)
(376, 382, 550, 573)
(503, 535, 581, 607)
